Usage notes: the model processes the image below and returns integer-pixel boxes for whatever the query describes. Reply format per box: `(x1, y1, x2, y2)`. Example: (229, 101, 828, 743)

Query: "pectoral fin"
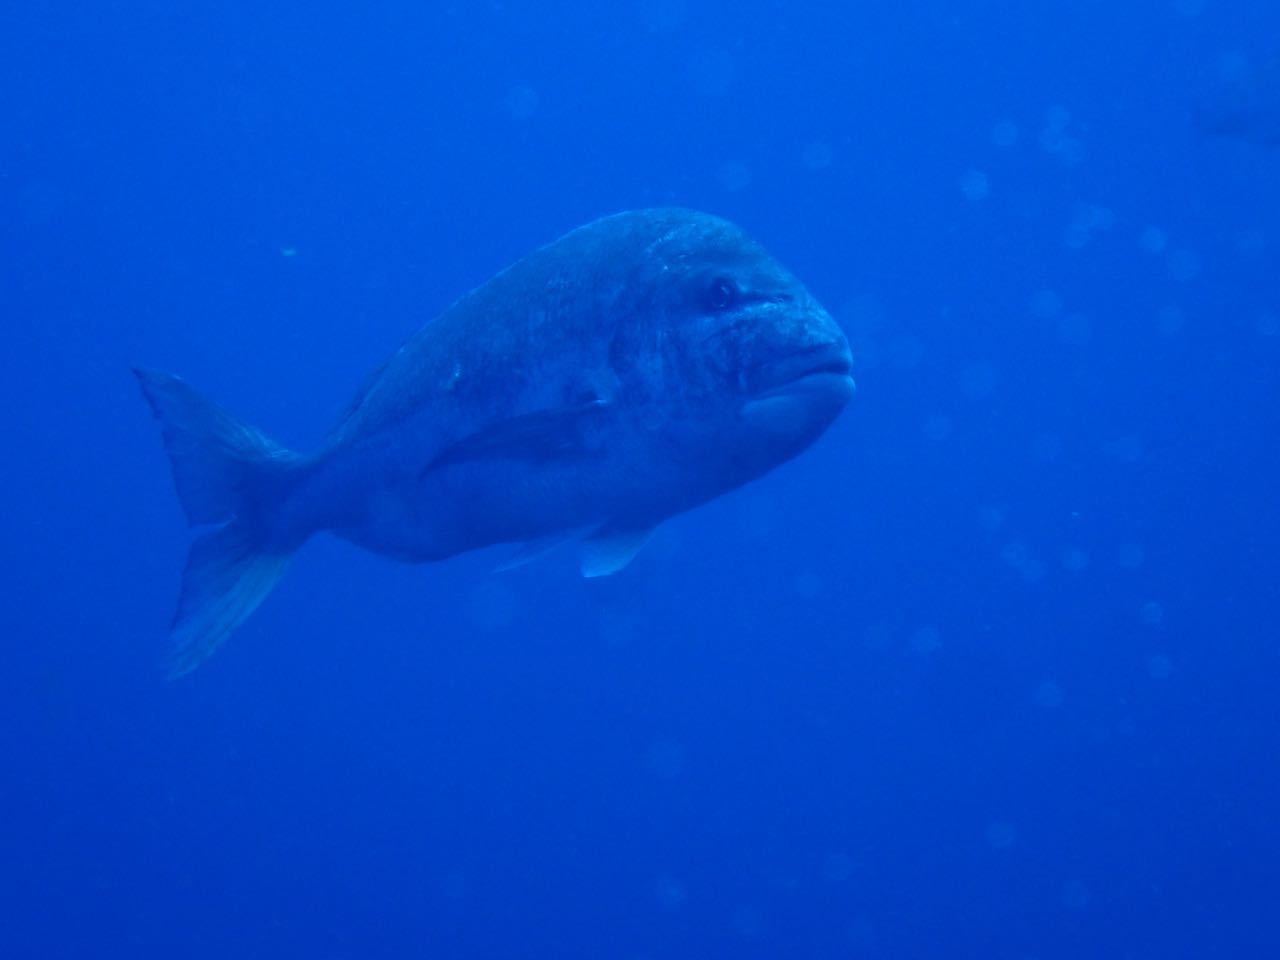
(580, 526, 655, 578)
(495, 526, 597, 572)
(424, 400, 610, 475)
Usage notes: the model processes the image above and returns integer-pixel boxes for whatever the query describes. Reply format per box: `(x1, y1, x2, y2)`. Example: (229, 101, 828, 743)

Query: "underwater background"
(3, 1, 1279, 956)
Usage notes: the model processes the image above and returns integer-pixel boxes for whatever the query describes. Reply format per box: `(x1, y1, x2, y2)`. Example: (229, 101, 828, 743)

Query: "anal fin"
(580, 526, 655, 578)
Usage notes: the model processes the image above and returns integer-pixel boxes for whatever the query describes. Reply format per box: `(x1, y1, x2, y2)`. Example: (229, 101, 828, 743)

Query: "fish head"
(620, 211, 854, 479)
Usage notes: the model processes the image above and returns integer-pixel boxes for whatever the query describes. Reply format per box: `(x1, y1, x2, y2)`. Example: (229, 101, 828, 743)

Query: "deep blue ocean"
(4, 1, 1279, 957)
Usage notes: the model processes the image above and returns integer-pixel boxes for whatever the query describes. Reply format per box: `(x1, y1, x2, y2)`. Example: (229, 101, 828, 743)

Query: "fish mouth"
(745, 342, 855, 399)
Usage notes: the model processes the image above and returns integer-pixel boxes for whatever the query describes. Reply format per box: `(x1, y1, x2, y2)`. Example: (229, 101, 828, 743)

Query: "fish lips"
(739, 342, 855, 436)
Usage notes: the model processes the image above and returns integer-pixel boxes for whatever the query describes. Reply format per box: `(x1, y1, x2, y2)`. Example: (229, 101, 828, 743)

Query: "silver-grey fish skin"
(136, 207, 854, 673)
(274, 207, 855, 564)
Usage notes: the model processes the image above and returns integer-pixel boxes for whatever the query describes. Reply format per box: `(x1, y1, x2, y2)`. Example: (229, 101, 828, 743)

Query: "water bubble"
(1115, 542, 1146, 570)
(731, 906, 762, 938)
(655, 876, 687, 908)
(599, 608, 639, 647)
(792, 570, 824, 599)
(505, 85, 540, 118)
(990, 120, 1019, 147)
(848, 915, 877, 951)
(978, 506, 1006, 532)
(1146, 654, 1174, 680)
(1057, 313, 1093, 346)
(1139, 601, 1165, 626)
(1065, 204, 1113, 247)
(887, 335, 923, 369)
(1167, 249, 1201, 282)
(635, 0, 687, 31)
(1032, 433, 1063, 461)
(801, 140, 834, 169)
(960, 169, 990, 202)
(1157, 304, 1185, 334)
(1061, 547, 1090, 572)
(690, 47, 736, 96)
(823, 851, 855, 882)
(911, 626, 942, 654)
(465, 580, 518, 629)
(1035, 681, 1065, 709)
(1039, 108, 1085, 164)
(923, 414, 953, 442)
(1110, 436, 1144, 463)
(959, 362, 997, 396)
(717, 162, 752, 192)
(986, 820, 1018, 848)
(1139, 226, 1168, 254)
(1235, 230, 1266, 258)
(1030, 289, 1064, 319)
(1061, 879, 1092, 909)
(646, 741, 685, 779)
(863, 622, 893, 649)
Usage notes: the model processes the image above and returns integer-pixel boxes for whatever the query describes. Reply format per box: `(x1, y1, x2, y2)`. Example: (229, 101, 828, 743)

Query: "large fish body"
(138, 209, 854, 674)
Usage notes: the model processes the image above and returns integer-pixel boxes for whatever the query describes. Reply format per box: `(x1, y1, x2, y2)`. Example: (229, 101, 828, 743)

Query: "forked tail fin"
(134, 368, 304, 677)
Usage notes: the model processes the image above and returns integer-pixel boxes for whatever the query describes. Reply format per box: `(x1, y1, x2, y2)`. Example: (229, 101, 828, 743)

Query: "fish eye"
(706, 276, 739, 311)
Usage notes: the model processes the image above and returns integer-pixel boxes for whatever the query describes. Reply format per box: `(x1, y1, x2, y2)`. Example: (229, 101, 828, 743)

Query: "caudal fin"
(134, 368, 304, 676)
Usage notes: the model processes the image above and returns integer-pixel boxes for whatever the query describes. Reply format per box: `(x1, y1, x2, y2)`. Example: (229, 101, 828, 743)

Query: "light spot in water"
(690, 47, 736, 96)
(635, 0, 687, 31)
(1110, 436, 1144, 463)
(731, 906, 762, 938)
(646, 740, 685, 779)
(1116, 542, 1146, 570)
(464, 580, 518, 630)
(1235, 230, 1266, 258)
(823, 851, 855, 882)
(911, 626, 942, 654)
(802, 140, 834, 169)
(1157, 304, 1185, 335)
(978, 506, 1006, 532)
(599, 608, 639, 647)
(1167, 249, 1201, 282)
(923, 414, 952, 442)
(1139, 226, 1167, 254)
(1039, 107, 1084, 164)
(1064, 204, 1114, 248)
(792, 570, 824, 599)
(1061, 547, 1090, 573)
(1257, 314, 1279, 337)
(1147, 654, 1174, 679)
(1035, 680, 1065, 709)
(887, 335, 923, 369)
(1002, 541, 1045, 582)
(1032, 433, 1063, 461)
(655, 876, 687, 908)
(1057, 313, 1093, 346)
(1061, 879, 1092, 909)
(986, 820, 1018, 849)
(959, 169, 990, 201)
(1030, 288, 1064, 319)
(505, 85, 540, 118)
(959, 362, 997, 396)
(717, 162, 751, 192)
(863, 622, 893, 649)
(990, 120, 1019, 147)
(1140, 601, 1165, 626)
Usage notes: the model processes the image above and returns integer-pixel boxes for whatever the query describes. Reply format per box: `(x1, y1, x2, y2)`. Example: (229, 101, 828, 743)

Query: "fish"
(136, 208, 854, 675)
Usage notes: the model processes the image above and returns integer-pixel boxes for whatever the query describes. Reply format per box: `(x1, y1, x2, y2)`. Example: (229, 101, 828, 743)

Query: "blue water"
(4, 2, 1279, 956)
